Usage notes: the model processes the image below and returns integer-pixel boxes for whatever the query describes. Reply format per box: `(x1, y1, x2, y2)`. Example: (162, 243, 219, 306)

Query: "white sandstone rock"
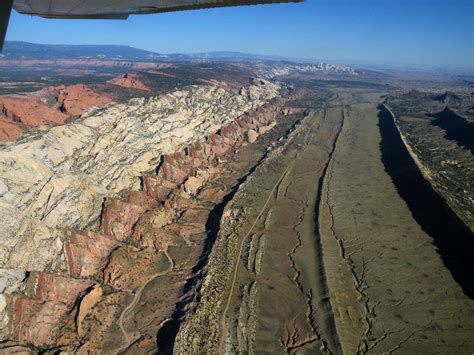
(0, 80, 280, 275)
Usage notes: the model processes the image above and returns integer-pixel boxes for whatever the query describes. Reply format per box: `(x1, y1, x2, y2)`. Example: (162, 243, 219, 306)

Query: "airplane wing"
(1, 0, 302, 51)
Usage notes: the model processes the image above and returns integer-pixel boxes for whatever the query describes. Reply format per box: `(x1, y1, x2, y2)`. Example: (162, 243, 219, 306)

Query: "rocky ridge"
(111, 73, 151, 91)
(0, 59, 174, 69)
(0, 84, 115, 142)
(0, 78, 282, 349)
(43, 84, 115, 116)
(258, 62, 359, 78)
(385, 91, 474, 231)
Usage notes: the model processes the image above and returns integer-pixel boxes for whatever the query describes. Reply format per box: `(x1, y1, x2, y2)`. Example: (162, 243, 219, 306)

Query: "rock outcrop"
(258, 62, 359, 78)
(0, 78, 282, 348)
(44, 84, 114, 116)
(0, 96, 69, 141)
(112, 73, 151, 91)
(0, 84, 114, 142)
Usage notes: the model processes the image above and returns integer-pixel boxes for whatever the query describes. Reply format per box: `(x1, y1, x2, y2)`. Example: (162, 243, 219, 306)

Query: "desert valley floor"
(174, 90, 474, 354)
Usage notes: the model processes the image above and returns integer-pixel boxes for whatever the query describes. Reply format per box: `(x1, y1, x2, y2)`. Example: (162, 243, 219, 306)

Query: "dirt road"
(115, 249, 174, 354)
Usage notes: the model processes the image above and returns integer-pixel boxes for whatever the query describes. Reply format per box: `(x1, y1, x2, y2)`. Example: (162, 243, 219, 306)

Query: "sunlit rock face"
(0, 79, 280, 342)
(112, 73, 151, 91)
(257, 62, 359, 79)
(0, 84, 115, 141)
(0, 96, 69, 141)
(0, 80, 279, 270)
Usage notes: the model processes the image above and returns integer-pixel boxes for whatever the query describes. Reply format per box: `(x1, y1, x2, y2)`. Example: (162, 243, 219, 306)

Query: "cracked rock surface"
(0, 81, 279, 271)
(0, 79, 280, 344)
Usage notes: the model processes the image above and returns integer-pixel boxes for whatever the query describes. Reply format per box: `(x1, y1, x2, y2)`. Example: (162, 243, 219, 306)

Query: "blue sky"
(6, 0, 473, 70)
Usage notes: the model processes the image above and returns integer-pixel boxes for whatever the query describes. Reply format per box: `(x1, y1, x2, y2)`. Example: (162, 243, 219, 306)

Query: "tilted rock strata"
(0, 81, 279, 270)
(43, 84, 114, 116)
(16, 102, 285, 348)
(0, 83, 114, 142)
(0, 96, 69, 141)
(13, 272, 92, 346)
(384, 104, 474, 231)
(0, 79, 282, 347)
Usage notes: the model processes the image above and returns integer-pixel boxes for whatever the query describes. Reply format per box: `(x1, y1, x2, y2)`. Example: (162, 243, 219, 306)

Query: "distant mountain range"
(0, 41, 303, 63)
(1, 41, 164, 61)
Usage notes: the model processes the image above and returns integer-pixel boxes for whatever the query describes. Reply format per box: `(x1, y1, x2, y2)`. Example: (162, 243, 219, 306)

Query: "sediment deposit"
(174, 90, 474, 354)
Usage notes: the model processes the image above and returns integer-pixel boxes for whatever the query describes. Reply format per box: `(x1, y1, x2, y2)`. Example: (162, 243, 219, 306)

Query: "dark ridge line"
(156, 112, 306, 353)
(379, 104, 474, 299)
(312, 107, 344, 354)
(428, 106, 474, 154)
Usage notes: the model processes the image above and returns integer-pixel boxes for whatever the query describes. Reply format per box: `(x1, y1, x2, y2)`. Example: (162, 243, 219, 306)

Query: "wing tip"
(13, 0, 303, 20)
(0, 0, 13, 52)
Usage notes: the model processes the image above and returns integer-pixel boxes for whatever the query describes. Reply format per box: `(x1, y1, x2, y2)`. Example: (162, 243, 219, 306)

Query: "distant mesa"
(44, 84, 114, 116)
(0, 58, 174, 69)
(1, 41, 162, 61)
(0, 83, 115, 141)
(0, 96, 69, 141)
(112, 73, 151, 91)
(0, 41, 360, 71)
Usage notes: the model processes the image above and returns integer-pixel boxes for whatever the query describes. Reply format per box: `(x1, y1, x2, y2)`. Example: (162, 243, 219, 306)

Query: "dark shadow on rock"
(378, 105, 474, 299)
(155, 161, 265, 354)
(155, 113, 306, 353)
(155, 185, 236, 354)
(428, 107, 474, 154)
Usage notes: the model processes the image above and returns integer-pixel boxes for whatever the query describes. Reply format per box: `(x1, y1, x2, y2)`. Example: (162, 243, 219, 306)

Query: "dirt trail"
(218, 108, 325, 353)
(114, 249, 175, 354)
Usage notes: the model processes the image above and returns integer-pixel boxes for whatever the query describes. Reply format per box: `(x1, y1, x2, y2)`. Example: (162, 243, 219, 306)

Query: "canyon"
(0, 57, 472, 353)
(0, 75, 292, 351)
(174, 90, 473, 354)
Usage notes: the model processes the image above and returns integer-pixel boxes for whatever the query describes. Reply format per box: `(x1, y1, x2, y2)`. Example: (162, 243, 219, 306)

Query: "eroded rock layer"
(112, 73, 151, 91)
(43, 84, 115, 116)
(0, 78, 285, 350)
(0, 83, 115, 142)
(0, 96, 69, 140)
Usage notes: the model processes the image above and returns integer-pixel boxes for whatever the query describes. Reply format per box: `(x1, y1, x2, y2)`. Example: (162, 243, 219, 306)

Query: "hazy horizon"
(5, 0, 473, 72)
